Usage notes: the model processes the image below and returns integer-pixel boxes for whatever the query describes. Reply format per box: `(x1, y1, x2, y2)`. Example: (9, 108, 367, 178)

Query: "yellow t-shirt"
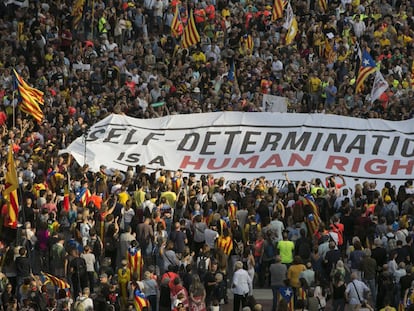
(277, 240, 295, 264)
(309, 77, 321, 93)
(288, 264, 307, 288)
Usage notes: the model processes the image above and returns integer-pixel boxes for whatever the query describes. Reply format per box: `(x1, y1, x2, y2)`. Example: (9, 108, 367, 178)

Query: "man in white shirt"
(232, 261, 253, 311)
(345, 272, 370, 308)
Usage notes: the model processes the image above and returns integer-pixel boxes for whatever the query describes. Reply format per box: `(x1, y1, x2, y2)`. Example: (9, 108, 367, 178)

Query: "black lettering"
(224, 131, 241, 154)
(240, 131, 261, 154)
(177, 133, 200, 151)
(282, 132, 311, 151)
(88, 129, 105, 142)
(345, 135, 365, 154)
(103, 128, 126, 143)
(148, 156, 165, 166)
(372, 135, 389, 155)
(200, 131, 220, 155)
(402, 138, 414, 157)
(260, 132, 282, 151)
(388, 136, 400, 156)
(311, 133, 324, 151)
(125, 129, 140, 145)
(143, 133, 165, 145)
(125, 153, 140, 163)
(323, 134, 346, 152)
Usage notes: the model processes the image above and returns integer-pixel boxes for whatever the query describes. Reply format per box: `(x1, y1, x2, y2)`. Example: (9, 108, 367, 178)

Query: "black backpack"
(248, 223, 258, 244)
(197, 255, 208, 276)
(73, 257, 87, 274)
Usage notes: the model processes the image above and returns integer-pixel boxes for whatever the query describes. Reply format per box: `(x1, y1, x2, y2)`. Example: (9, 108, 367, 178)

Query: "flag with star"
(356, 49, 377, 93)
(279, 287, 294, 311)
(128, 244, 144, 280)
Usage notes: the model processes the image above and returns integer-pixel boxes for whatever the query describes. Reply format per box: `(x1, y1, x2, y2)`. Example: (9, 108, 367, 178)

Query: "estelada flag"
(303, 194, 321, 236)
(171, 5, 183, 38)
(134, 290, 150, 311)
(128, 245, 144, 280)
(41, 272, 70, 289)
(12, 69, 44, 123)
(3, 145, 19, 228)
(217, 235, 233, 256)
(279, 287, 295, 311)
(356, 49, 377, 93)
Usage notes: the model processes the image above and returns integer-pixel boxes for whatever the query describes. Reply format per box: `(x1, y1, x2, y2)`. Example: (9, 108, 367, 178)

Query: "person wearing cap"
(382, 195, 399, 225)
(95, 272, 111, 309)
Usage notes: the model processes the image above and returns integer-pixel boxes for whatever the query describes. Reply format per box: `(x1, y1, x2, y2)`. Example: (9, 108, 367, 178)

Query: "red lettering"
(260, 154, 283, 168)
(180, 156, 204, 170)
(351, 157, 361, 173)
(391, 160, 414, 175)
(232, 156, 259, 168)
(207, 158, 231, 170)
(325, 156, 348, 171)
(287, 153, 313, 167)
(364, 159, 387, 174)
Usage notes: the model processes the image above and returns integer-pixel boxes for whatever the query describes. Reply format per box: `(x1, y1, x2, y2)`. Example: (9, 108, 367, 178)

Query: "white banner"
(61, 112, 414, 188)
(262, 94, 288, 112)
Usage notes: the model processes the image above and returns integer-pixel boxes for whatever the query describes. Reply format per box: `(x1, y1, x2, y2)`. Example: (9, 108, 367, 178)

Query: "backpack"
(264, 239, 276, 259)
(234, 240, 244, 257)
(248, 223, 258, 244)
(73, 299, 86, 311)
(197, 256, 208, 276)
(90, 237, 103, 259)
(74, 257, 87, 274)
(105, 236, 117, 252)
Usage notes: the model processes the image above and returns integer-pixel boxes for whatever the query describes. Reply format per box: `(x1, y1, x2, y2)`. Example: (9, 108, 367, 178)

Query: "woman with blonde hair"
(142, 270, 158, 311)
(189, 274, 207, 311)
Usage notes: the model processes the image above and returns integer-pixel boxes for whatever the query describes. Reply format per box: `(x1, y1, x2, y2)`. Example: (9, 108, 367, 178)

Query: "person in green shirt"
(277, 230, 295, 265)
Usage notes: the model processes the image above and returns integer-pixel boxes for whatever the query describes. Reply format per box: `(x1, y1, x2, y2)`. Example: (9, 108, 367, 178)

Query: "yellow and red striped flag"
(128, 245, 144, 280)
(278, 287, 295, 311)
(411, 59, 414, 89)
(325, 38, 336, 64)
(272, 0, 285, 21)
(181, 10, 200, 48)
(217, 235, 233, 256)
(319, 0, 328, 13)
(171, 5, 183, 38)
(3, 145, 19, 229)
(72, 0, 85, 30)
(303, 195, 321, 236)
(42, 272, 70, 289)
(12, 69, 44, 124)
(134, 291, 150, 311)
(356, 50, 377, 93)
(227, 201, 237, 220)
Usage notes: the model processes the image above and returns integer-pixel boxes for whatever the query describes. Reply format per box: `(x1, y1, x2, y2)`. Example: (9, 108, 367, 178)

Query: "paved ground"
(223, 288, 273, 311)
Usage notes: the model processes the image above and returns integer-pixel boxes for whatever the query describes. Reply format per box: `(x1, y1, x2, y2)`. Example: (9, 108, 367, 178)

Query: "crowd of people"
(0, 0, 413, 310)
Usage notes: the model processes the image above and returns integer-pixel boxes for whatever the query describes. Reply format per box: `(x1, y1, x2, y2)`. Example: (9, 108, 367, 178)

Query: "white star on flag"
(284, 288, 292, 297)
(363, 59, 370, 66)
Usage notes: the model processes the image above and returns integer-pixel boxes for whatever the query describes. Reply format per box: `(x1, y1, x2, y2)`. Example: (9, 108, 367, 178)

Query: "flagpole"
(12, 91, 15, 130)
